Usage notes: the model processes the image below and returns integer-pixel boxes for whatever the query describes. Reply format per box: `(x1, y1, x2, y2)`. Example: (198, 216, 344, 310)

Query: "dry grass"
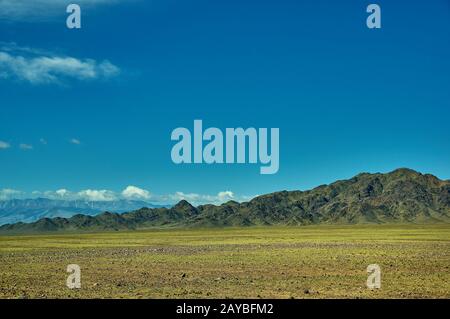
(0, 224, 449, 299)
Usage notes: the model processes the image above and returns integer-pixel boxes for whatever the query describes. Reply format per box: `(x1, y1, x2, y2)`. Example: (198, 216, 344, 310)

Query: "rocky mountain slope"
(1, 168, 449, 233)
(0, 198, 164, 225)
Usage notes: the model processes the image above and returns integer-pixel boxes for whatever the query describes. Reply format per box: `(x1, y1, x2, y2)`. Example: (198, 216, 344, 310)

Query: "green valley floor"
(0, 224, 449, 299)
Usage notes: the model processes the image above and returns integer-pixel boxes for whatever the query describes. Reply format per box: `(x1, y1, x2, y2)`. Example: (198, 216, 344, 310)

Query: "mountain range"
(0, 198, 164, 226)
(1, 168, 449, 233)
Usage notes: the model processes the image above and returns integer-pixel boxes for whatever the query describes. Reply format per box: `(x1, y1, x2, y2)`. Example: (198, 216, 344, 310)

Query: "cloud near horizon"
(0, 189, 24, 200)
(168, 191, 235, 204)
(0, 141, 10, 149)
(121, 186, 151, 200)
(1, 187, 253, 205)
(0, 43, 120, 85)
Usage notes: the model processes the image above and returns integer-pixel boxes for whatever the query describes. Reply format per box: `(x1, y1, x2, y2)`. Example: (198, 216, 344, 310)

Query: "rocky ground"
(0, 224, 449, 299)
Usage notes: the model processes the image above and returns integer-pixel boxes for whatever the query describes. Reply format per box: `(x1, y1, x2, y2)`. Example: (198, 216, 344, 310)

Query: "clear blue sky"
(0, 0, 449, 203)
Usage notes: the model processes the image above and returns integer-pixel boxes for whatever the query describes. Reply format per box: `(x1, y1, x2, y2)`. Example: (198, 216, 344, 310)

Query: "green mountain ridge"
(1, 168, 449, 233)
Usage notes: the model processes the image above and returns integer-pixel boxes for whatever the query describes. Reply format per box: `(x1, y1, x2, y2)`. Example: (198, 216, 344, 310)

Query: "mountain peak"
(172, 200, 198, 216)
(222, 200, 240, 206)
(174, 200, 194, 209)
(389, 168, 420, 176)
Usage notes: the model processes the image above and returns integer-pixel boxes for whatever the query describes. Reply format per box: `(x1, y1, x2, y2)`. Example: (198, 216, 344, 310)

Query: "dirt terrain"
(0, 225, 449, 299)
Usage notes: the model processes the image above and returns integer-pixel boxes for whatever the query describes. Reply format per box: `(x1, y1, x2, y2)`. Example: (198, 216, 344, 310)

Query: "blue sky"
(0, 0, 449, 204)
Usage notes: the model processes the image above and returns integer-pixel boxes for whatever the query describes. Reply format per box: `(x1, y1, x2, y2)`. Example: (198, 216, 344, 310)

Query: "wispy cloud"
(0, 141, 10, 149)
(0, 43, 120, 85)
(70, 138, 81, 145)
(32, 189, 118, 202)
(39, 138, 47, 145)
(0, 189, 24, 200)
(19, 143, 33, 150)
(77, 189, 117, 201)
(0, 42, 51, 56)
(167, 191, 236, 205)
(0, 0, 122, 21)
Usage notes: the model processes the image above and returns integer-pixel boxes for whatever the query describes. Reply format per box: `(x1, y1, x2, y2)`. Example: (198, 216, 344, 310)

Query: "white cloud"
(19, 143, 33, 150)
(0, 44, 120, 85)
(167, 190, 237, 206)
(0, 189, 24, 200)
(70, 138, 81, 145)
(39, 138, 47, 145)
(0, 141, 10, 149)
(77, 189, 117, 201)
(121, 186, 151, 200)
(0, 51, 120, 85)
(0, 42, 50, 56)
(55, 189, 69, 197)
(1, 187, 254, 205)
(218, 191, 234, 201)
(171, 192, 201, 202)
(35, 189, 118, 202)
(98, 60, 120, 77)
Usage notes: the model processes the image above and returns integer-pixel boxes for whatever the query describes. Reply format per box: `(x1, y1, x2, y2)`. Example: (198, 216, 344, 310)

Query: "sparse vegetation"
(0, 224, 449, 299)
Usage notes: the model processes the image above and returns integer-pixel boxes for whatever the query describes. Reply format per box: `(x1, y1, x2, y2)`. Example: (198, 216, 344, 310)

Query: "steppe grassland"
(0, 224, 449, 298)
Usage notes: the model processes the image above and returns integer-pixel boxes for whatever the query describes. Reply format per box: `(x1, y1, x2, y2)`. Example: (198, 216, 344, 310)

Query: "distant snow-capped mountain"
(0, 198, 165, 225)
